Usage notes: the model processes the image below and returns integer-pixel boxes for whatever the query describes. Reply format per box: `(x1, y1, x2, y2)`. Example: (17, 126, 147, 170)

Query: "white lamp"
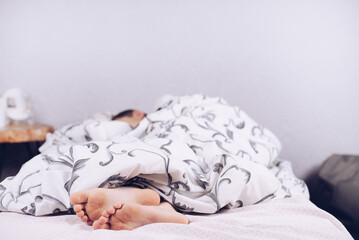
(0, 88, 32, 127)
(0, 97, 8, 128)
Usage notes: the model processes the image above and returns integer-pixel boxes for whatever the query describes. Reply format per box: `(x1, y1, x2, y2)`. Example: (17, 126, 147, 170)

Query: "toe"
(98, 216, 108, 224)
(102, 209, 110, 218)
(106, 206, 116, 216)
(114, 202, 124, 209)
(76, 210, 85, 218)
(81, 215, 88, 222)
(70, 191, 89, 204)
(93, 218, 110, 230)
(73, 204, 85, 213)
(102, 203, 124, 218)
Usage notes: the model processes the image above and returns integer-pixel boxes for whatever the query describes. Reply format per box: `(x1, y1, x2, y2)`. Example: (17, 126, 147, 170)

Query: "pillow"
(86, 120, 132, 141)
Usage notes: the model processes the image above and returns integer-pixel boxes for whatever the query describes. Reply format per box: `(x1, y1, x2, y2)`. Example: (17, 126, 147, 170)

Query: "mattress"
(0, 197, 353, 240)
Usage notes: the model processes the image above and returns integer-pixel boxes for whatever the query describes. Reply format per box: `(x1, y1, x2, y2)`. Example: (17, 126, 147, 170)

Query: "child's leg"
(93, 201, 189, 230)
(70, 187, 161, 225)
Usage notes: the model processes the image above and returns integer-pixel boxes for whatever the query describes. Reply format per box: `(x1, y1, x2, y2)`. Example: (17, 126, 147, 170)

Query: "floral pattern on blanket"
(0, 95, 308, 216)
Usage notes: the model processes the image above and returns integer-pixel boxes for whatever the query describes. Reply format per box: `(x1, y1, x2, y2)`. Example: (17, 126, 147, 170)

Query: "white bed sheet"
(0, 198, 353, 240)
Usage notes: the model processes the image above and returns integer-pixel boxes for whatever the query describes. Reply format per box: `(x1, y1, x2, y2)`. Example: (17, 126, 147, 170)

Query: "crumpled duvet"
(0, 94, 308, 216)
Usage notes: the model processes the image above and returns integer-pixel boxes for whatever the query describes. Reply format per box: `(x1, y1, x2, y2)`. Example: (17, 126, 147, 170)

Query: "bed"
(0, 95, 354, 239)
(0, 197, 353, 239)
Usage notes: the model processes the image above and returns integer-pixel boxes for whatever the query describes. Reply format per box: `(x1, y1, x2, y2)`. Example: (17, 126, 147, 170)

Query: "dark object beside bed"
(312, 154, 359, 238)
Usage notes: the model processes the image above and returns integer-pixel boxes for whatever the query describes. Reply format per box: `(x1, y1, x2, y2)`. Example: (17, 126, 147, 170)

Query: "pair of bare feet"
(69, 187, 188, 230)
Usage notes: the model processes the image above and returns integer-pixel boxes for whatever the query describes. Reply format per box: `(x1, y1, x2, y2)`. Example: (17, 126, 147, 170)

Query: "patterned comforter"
(0, 94, 308, 216)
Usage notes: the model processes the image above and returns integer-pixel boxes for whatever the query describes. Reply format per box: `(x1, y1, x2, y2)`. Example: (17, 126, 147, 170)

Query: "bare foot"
(93, 202, 188, 230)
(70, 187, 161, 225)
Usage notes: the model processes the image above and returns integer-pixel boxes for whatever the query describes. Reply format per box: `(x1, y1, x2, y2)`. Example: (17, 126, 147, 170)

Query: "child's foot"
(70, 187, 161, 225)
(93, 202, 188, 230)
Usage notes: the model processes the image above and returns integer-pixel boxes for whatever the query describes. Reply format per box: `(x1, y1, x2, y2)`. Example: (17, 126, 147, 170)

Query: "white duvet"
(0, 94, 308, 216)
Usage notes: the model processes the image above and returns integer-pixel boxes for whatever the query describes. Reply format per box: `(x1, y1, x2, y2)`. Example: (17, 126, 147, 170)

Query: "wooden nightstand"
(0, 123, 54, 180)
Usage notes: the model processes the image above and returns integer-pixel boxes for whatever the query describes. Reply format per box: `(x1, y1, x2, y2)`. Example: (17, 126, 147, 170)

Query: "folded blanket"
(0, 94, 308, 216)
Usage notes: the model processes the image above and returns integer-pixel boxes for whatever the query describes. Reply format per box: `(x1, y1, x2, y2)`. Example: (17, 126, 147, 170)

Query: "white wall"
(1, 0, 358, 179)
